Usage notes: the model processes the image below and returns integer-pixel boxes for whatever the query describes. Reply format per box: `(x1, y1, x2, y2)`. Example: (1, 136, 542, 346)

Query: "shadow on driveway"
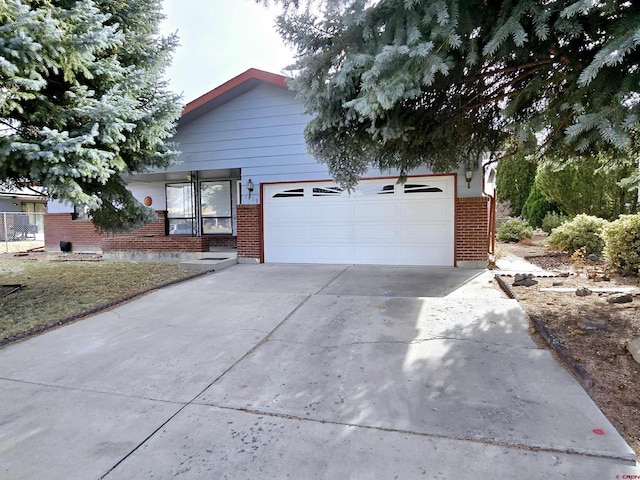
(317, 265, 486, 297)
(0, 264, 637, 479)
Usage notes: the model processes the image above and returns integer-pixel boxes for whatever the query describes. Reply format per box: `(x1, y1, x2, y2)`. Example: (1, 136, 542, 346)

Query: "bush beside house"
(602, 214, 640, 276)
(496, 219, 533, 243)
(547, 214, 609, 255)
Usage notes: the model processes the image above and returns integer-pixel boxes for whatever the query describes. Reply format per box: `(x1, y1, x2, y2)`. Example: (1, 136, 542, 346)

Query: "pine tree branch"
(462, 58, 555, 84)
(0, 118, 19, 133)
(459, 63, 554, 112)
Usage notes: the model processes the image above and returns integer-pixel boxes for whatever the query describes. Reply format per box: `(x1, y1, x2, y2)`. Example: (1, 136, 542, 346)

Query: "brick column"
(455, 197, 489, 267)
(236, 204, 262, 262)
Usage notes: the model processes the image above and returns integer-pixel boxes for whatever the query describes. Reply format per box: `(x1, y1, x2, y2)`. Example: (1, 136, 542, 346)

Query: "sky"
(160, 0, 296, 104)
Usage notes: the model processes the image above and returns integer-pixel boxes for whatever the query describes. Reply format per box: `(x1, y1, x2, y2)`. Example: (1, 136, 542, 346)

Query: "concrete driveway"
(0, 264, 637, 479)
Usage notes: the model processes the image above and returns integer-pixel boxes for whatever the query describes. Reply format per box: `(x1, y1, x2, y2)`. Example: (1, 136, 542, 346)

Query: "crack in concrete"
(313, 265, 351, 295)
(99, 293, 315, 479)
(196, 402, 633, 463)
(266, 336, 538, 350)
(0, 376, 185, 406)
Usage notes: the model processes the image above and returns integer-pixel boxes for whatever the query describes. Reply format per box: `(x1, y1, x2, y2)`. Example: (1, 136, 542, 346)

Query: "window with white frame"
(200, 181, 232, 234)
(166, 183, 195, 235)
(166, 180, 233, 236)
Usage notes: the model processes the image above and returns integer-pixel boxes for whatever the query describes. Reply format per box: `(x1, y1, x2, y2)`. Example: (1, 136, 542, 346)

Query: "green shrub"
(522, 184, 562, 228)
(602, 214, 640, 275)
(496, 219, 534, 243)
(541, 211, 570, 234)
(546, 214, 609, 254)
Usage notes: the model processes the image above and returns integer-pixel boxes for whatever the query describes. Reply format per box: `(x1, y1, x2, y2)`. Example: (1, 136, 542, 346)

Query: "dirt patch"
(0, 251, 103, 262)
(498, 235, 640, 459)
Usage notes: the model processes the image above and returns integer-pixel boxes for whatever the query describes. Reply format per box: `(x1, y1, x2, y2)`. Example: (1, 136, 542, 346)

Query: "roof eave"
(179, 68, 289, 125)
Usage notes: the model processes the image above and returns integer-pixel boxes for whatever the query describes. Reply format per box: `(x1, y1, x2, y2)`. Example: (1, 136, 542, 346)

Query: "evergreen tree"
(495, 149, 536, 217)
(267, 0, 639, 189)
(0, 0, 181, 231)
(535, 154, 639, 220)
(521, 183, 563, 228)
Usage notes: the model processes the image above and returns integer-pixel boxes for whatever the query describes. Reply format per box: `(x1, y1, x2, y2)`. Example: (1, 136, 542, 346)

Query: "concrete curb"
(528, 313, 595, 391)
(494, 274, 516, 299)
(0, 270, 211, 349)
(494, 273, 595, 392)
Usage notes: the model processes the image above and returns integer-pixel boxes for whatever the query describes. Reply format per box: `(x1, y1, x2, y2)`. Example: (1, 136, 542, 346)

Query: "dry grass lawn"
(0, 255, 197, 340)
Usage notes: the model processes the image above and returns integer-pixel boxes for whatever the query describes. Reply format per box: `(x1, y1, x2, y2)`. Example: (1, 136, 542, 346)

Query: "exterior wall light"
(465, 168, 473, 189)
(246, 179, 254, 199)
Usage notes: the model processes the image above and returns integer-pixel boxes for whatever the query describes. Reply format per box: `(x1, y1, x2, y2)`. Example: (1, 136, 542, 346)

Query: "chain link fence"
(1, 212, 45, 253)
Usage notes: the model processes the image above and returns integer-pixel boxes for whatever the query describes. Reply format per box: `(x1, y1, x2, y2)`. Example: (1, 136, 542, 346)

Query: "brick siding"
(44, 211, 234, 254)
(46, 199, 489, 265)
(236, 204, 261, 259)
(208, 236, 237, 248)
(455, 197, 489, 263)
(45, 213, 104, 252)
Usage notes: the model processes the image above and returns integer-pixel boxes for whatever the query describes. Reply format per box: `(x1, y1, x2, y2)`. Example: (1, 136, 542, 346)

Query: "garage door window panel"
(357, 184, 395, 196)
(312, 186, 343, 196)
(404, 184, 444, 194)
(273, 188, 304, 198)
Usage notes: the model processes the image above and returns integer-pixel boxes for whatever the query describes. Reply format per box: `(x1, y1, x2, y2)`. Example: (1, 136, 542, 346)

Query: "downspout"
(482, 162, 497, 256)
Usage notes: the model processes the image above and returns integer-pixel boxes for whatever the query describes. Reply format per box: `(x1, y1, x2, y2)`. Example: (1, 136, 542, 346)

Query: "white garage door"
(263, 176, 455, 266)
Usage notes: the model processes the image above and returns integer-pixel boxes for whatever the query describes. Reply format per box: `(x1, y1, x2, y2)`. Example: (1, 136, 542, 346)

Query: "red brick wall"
(45, 211, 231, 254)
(102, 236, 210, 253)
(47, 199, 489, 265)
(45, 213, 104, 252)
(455, 197, 489, 263)
(208, 236, 237, 248)
(236, 204, 261, 259)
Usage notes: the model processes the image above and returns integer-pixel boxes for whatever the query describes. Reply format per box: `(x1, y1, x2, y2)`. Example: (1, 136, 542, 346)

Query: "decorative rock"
(588, 253, 599, 262)
(628, 338, 640, 365)
(513, 273, 538, 287)
(606, 293, 633, 304)
(552, 281, 564, 287)
(577, 314, 608, 331)
(575, 287, 592, 297)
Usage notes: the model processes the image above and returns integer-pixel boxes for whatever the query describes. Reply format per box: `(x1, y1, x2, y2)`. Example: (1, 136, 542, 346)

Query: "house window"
(166, 183, 195, 235)
(22, 202, 46, 214)
(200, 181, 232, 235)
(21, 202, 46, 231)
(73, 204, 91, 220)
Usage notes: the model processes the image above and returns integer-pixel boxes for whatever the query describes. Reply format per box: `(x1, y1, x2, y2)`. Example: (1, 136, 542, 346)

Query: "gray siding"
(47, 80, 486, 216)
(168, 84, 327, 184)
(160, 83, 483, 202)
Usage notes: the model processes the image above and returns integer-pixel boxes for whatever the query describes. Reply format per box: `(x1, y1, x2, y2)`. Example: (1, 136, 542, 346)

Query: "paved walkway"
(0, 264, 637, 479)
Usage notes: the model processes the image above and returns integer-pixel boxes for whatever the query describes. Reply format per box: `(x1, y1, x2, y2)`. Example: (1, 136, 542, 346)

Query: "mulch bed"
(497, 239, 640, 460)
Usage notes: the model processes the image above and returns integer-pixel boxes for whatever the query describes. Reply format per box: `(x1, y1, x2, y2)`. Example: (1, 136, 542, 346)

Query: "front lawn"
(0, 255, 197, 340)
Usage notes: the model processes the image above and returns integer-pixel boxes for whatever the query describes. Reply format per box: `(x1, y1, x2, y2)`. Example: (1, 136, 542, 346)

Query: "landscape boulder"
(513, 273, 538, 287)
(606, 294, 633, 304)
(577, 314, 608, 331)
(575, 287, 592, 297)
